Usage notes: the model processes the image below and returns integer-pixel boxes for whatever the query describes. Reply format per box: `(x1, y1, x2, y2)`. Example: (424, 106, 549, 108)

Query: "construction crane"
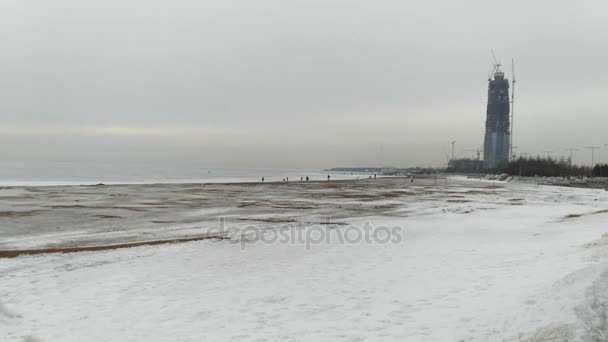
(510, 59, 516, 161)
(491, 49, 501, 72)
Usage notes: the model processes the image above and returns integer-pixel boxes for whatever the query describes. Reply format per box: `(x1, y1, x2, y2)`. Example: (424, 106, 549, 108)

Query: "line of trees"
(445, 156, 608, 177)
(500, 156, 591, 177)
(592, 164, 608, 177)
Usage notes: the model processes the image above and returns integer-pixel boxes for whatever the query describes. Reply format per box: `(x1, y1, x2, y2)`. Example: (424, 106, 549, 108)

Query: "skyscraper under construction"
(483, 64, 510, 169)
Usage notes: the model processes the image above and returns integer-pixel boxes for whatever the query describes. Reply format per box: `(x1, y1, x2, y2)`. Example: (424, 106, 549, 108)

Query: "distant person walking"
(306, 176, 309, 181)
(300, 177, 303, 181)
(327, 175, 330, 181)
(410, 175, 414, 183)
(262, 177, 264, 182)
(287, 177, 289, 182)
(374, 174, 377, 179)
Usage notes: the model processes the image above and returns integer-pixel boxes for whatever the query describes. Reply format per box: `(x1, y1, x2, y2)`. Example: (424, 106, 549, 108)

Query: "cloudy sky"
(2, 0, 608, 168)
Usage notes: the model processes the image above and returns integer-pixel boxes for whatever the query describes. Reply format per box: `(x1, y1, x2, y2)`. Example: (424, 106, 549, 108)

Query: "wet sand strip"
(0, 233, 229, 259)
(5, 175, 431, 189)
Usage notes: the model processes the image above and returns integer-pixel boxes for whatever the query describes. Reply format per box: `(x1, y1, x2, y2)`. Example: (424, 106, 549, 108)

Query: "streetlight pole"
(585, 146, 600, 168)
(564, 148, 578, 166)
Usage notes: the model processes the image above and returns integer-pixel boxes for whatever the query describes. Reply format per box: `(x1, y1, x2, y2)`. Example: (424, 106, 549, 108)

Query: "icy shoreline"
(2, 180, 608, 341)
(0, 177, 455, 250)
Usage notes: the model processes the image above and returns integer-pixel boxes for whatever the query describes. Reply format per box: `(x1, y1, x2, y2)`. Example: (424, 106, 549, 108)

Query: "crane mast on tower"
(510, 59, 516, 161)
(483, 50, 511, 169)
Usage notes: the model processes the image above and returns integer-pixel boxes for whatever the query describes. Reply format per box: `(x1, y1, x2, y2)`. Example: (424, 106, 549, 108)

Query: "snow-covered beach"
(2, 177, 608, 341)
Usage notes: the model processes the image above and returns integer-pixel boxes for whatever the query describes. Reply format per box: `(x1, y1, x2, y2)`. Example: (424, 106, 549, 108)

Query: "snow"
(2, 180, 608, 341)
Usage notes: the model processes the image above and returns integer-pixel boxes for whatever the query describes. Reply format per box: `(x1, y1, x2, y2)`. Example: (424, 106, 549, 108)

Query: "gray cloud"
(2, 0, 608, 167)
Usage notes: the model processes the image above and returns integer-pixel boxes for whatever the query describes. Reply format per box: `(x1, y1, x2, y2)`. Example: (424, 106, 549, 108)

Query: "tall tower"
(483, 63, 510, 169)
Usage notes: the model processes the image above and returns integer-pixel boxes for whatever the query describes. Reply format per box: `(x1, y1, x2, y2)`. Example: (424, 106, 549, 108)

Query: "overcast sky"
(2, 0, 608, 168)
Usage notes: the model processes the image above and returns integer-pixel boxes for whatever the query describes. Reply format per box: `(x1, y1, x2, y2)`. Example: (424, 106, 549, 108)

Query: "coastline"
(0, 176, 451, 251)
(3, 179, 608, 341)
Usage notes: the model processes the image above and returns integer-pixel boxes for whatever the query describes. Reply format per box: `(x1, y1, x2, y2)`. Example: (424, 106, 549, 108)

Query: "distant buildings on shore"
(452, 55, 515, 172)
(483, 63, 511, 169)
(333, 58, 516, 173)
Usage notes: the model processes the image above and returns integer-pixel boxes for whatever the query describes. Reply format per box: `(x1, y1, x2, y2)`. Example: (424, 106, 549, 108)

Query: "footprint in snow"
(0, 299, 22, 319)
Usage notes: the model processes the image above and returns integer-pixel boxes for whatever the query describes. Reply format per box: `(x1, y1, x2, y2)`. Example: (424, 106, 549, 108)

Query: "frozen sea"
(0, 160, 363, 186)
(2, 176, 608, 341)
